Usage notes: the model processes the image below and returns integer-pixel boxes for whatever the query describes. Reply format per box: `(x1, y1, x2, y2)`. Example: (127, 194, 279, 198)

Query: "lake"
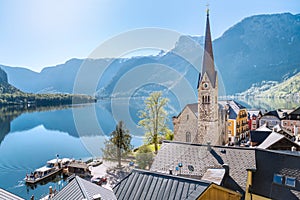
(0, 102, 145, 199)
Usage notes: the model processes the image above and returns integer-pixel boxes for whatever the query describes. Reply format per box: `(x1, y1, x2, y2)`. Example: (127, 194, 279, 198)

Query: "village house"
(219, 100, 249, 144)
(281, 106, 300, 142)
(259, 109, 292, 129)
(247, 110, 262, 131)
(249, 124, 272, 146)
(257, 131, 300, 151)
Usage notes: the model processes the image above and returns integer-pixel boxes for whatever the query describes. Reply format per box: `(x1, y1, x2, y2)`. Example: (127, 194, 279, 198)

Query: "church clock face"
(202, 82, 209, 89)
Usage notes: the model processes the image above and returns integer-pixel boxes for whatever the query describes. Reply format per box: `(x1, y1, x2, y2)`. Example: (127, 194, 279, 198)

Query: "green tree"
(138, 91, 171, 154)
(135, 145, 154, 169)
(102, 121, 133, 168)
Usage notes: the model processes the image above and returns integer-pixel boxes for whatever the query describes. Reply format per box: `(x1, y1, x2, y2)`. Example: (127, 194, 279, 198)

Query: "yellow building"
(220, 100, 249, 143)
(199, 183, 242, 200)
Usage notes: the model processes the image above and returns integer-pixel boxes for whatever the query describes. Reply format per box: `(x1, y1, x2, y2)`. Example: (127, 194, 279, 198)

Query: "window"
(202, 95, 210, 104)
(273, 174, 283, 184)
(285, 177, 296, 187)
(186, 132, 191, 143)
(187, 114, 189, 121)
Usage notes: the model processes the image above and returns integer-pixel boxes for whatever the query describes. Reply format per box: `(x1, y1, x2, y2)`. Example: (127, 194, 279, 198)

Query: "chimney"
(222, 164, 229, 176)
(49, 186, 53, 196)
(92, 194, 102, 200)
(207, 141, 211, 151)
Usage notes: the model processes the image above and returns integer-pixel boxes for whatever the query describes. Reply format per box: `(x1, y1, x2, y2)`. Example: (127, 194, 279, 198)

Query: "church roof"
(186, 103, 198, 117)
(200, 11, 217, 88)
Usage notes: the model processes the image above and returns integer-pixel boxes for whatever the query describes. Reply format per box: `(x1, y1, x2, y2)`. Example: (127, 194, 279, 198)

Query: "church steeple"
(200, 9, 217, 88)
(197, 9, 220, 145)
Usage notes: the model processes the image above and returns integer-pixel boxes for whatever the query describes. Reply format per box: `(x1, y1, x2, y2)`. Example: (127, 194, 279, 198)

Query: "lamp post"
(178, 163, 183, 175)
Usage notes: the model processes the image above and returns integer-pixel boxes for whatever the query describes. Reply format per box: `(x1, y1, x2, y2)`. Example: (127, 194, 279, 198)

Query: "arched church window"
(186, 132, 191, 143)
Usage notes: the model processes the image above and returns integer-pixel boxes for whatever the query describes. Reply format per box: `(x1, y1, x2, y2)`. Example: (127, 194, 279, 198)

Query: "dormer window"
(273, 174, 283, 184)
(285, 177, 296, 187)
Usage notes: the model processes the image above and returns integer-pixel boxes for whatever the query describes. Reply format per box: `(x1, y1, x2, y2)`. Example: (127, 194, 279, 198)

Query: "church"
(173, 11, 228, 145)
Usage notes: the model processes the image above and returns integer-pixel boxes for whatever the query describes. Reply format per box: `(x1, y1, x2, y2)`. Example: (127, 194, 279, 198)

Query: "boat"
(25, 157, 72, 184)
(87, 158, 103, 167)
(25, 166, 62, 184)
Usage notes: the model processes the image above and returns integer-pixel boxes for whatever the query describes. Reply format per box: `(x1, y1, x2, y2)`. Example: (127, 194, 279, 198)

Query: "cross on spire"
(206, 3, 209, 16)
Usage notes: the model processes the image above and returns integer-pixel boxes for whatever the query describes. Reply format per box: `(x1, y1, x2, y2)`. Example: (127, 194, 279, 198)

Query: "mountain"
(237, 71, 300, 97)
(0, 68, 8, 83)
(247, 72, 300, 98)
(1, 13, 300, 96)
(214, 13, 300, 94)
(0, 68, 22, 94)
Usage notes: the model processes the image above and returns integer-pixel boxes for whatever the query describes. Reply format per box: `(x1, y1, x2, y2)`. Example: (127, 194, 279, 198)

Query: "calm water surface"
(0, 102, 144, 199)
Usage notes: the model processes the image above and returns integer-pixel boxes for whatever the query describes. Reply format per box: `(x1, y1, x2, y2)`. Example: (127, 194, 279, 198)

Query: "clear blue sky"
(0, 0, 299, 72)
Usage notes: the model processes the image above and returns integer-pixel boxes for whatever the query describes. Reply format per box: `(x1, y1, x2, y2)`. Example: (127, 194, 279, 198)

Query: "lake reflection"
(235, 97, 300, 111)
(0, 102, 144, 199)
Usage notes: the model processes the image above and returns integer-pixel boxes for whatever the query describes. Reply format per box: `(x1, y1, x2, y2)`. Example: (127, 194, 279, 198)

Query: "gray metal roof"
(53, 176, 116, 200)
(0, 188, 24, 200)
(150, 141, 256, 192)
(113, 169, 210, 200)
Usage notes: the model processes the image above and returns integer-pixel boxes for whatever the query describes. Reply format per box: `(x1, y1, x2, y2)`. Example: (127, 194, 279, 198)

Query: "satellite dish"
(188, 165, 194, 172)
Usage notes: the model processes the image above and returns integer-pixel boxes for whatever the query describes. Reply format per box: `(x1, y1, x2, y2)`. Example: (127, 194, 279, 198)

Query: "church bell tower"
(197, 9, 219, 145)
